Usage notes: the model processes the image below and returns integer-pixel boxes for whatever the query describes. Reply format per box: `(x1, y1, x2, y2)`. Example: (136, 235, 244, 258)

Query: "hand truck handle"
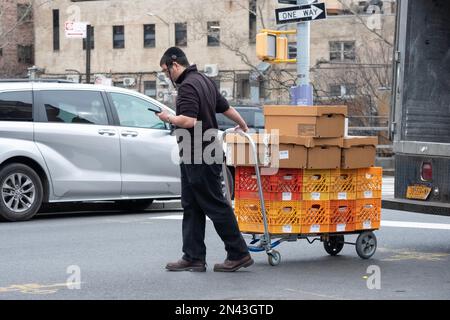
(221, 128, 269, 238)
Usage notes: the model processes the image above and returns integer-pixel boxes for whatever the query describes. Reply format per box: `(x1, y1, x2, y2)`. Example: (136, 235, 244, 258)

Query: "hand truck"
(221, 128, 378, 266)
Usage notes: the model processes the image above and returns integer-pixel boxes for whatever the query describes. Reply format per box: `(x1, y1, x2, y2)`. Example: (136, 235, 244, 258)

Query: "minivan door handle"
(121, 130, 138, 137)
(98, 129, 116, 136)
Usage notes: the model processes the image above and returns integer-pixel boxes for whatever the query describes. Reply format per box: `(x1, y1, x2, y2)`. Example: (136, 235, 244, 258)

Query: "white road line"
(149, 215, 450, 231)
(381, 220, 450, 230)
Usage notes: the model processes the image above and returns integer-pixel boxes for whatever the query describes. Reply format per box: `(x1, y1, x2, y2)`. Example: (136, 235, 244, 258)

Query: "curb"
(382, 198, 450, 216)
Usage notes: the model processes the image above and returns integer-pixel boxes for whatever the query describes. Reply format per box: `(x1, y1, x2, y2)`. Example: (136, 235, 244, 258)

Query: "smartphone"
(148, 107, 161, 113)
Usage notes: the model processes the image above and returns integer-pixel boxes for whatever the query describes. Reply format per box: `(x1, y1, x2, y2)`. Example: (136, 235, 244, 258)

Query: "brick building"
(0, 0, 34, 78)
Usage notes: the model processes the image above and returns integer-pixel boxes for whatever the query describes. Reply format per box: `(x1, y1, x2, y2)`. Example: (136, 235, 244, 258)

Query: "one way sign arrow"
(275, 2, 327, 24)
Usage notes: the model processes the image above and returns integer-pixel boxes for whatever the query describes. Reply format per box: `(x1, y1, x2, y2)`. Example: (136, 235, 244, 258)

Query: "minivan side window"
(0, 91, 33, 121)
(110, 92, 166, 130)
(42, 90, 108, 125)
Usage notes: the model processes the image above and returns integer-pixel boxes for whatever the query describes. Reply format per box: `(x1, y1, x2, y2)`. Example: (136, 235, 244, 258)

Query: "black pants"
(180, 163, 249, 262)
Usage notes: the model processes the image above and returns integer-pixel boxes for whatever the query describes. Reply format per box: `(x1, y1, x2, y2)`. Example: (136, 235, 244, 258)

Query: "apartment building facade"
(0, 0, 34, 78)
(33, 0, 395, 108)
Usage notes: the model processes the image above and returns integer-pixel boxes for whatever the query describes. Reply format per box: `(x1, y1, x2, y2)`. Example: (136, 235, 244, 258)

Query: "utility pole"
(86, 25, 92, 84)
(294, 0, 313, 105)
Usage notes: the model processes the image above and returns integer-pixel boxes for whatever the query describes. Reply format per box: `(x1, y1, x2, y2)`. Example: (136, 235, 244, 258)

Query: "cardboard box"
(272, 135, 309, 168)
(264, 105, 347, 137)
(342, 136, 378, 169)
(307, 137, 343, 169)
(225, 133, 273, 166)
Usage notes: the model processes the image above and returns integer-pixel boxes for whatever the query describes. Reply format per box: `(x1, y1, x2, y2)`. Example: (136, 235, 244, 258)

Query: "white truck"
(387, 0, 450, 215)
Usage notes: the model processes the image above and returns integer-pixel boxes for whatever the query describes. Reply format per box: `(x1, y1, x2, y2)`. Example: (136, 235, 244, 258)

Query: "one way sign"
(275, 2, 327, 24)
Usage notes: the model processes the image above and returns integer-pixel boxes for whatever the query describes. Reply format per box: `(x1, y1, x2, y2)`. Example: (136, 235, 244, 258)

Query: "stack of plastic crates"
(234, 167, 303, 234)
(302, 170, 331, 234)
(355, 167, 382, 230)
(329, 169, 357, 233)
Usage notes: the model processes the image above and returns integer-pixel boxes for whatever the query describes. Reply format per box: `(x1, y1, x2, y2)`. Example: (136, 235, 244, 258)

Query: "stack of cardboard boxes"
(226, 105, 382, 235)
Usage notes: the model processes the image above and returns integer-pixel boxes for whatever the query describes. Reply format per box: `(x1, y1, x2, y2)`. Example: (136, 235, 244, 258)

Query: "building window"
(17, 4, 32, 22)
(288, 42, 297, 59)
(17, 45, 33, 64)
(207, 21, 220, 47)
(329, 84, 357, 97)
(113, 26, 125, 49)
(175, 23, 187, 47)
(144, 81, 157, 98)
(144, 24, 155, 48)
(330, 84, 342, 97)
(237, 74, 250, 99)
(211, 78, 220, 90)
(53, 10, 60, 51)
(329, 41, 355, 62)
(249, 0, 257, 43)
(259, 80, 266, 101)
(113, 81, 125, 88)
(83, 26, 94, 50)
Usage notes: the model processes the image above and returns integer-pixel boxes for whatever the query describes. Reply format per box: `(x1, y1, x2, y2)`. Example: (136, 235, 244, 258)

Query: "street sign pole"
(295, 0, 312, 105)
(274, 2, 326, 105)
(86, 25, 91, 84)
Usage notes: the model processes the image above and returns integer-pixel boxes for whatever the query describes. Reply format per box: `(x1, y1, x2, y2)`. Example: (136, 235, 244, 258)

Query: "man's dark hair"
(160, 47, 190, 68)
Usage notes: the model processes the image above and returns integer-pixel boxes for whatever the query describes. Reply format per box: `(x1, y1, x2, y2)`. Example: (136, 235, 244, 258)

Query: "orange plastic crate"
(355, 198, 382, 230)
(234, 198, 302, 234)
(235, 167, 302, 201)
(356, 167, 382, 199)
(235, 167, 271, 192)
(301, 200, 330, 234)
(330, 169, 357, 200)
(329, 200, 356, 233)
(303, 169, 331, 201)
(268, 169, 303, 193)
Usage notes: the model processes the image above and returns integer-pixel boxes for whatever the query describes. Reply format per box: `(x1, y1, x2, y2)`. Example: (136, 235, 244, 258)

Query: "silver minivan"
(0, 81, 185, 221)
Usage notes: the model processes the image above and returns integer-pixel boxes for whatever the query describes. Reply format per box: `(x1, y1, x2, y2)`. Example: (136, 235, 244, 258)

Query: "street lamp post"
(147, 12, 170, 47)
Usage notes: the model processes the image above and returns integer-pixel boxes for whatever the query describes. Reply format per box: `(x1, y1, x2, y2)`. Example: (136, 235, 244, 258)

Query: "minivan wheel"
(115, 199, 154, 211)
(0, 164, 43, 222)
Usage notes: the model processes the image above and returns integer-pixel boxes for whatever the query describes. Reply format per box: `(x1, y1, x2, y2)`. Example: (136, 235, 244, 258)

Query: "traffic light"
(256, 32, 277, 61)
(276, 36, 288, 60)
(256, 32, 289, 61)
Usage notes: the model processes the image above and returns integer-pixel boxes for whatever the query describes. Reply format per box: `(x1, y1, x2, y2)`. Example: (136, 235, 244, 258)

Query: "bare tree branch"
(335, 0, 393, 47)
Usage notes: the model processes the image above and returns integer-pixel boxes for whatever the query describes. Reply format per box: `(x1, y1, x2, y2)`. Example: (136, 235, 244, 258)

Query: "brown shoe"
(165, 259, 206, 272)
(213, 255, 254, 272)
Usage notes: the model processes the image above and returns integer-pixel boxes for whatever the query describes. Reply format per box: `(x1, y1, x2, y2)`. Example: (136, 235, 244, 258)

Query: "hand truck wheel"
(323, 235, 345, 256)
(267, 250, 281, 266)
(356, 231, 377, 259)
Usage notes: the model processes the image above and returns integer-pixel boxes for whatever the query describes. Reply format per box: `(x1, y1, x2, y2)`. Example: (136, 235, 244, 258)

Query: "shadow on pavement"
(34, 202, 178, 221)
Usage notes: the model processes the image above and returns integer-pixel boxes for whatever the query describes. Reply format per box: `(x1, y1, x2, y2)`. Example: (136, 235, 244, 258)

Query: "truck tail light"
(421, 162, 432, 181)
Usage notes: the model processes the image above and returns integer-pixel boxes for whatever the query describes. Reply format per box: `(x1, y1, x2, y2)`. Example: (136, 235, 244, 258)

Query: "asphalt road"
(1, 204, 450, 300)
